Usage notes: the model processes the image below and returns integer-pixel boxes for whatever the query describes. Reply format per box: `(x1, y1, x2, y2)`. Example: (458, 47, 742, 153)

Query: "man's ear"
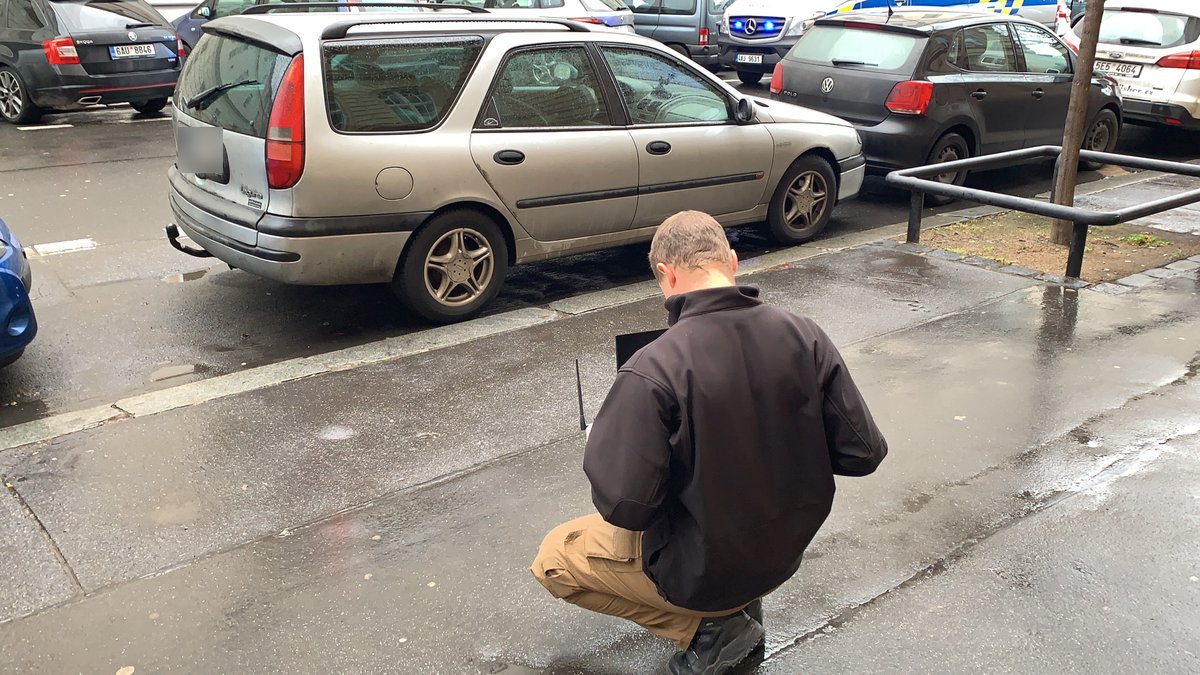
(656, 262, 674, 287)
(729, 249, 739, 276)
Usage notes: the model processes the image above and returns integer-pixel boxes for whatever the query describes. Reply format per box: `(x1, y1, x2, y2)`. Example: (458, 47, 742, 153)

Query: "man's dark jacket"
(584, 285, 887, 612)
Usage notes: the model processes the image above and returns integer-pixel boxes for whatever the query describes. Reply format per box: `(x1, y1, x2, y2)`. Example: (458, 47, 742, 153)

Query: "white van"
(718, 0, 1066, 84)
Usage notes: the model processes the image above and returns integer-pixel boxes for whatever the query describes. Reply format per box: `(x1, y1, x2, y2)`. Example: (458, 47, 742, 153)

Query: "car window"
(1013, 23, 1070, 74)
(707, 0, 732, 17)
(211, 0, 253, 19)
(175, 34, 289, 138)
(323, 37, 481, 133)
(786, 24, 923, 73)
(627, 0, 656, 14)
(582, 0, 627, 10)
(656, 0, 692, 16)
(603, 46, 729, 125)
(953, 23, 1018, 73)
(5, 0, 45, 29)
(487, 46, 611, 128)
(540, 0, 564, 7)
(1098, 10, 1200, 51)
(47, 0, 164, 31)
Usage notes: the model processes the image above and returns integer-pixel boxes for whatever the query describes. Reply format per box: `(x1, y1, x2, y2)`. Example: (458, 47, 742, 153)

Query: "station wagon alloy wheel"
(424, 227, 494, 307)
(767, 155, 837, 244)
(0, 69, 38, 124)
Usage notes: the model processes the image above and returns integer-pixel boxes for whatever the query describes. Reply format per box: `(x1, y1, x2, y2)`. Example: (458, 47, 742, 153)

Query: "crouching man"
(532, 211, 888, 674)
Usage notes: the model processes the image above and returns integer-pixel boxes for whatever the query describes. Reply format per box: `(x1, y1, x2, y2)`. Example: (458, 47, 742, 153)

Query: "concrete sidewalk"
(0, 238, 1197, 673)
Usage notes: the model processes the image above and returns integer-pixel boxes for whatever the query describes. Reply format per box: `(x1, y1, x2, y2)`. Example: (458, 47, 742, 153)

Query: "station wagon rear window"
(175, 34, 290, 139)
(787, 24, 923, 73)
(48, 0, 164, 32)
(322, 37, 483, 133)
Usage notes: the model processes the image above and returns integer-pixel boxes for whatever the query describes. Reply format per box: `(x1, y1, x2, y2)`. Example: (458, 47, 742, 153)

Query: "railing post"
(1065, 221, 1088, 279)
(906, 191, 923, 244)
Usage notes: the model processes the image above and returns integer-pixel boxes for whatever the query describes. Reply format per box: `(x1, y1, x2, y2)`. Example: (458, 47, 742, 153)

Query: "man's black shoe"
(743, 599, 763, 627)
(669, 611, 765, 675)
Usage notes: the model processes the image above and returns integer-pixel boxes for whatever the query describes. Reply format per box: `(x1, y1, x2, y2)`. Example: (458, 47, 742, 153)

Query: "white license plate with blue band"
(1095, 60, 1142, 77)
(110, 44, 156, 59)
(736, 53, 763, 64)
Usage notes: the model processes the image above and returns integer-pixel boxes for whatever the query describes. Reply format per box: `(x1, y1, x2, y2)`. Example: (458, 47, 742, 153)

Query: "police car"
(718, 0, 1070, 85)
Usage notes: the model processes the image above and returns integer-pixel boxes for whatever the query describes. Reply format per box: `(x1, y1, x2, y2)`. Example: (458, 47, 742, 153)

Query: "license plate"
(176, 125, 224, 176)
(736, 53, 763, 64)
(110, 44, 157, 59)
(1095, 60, 1142, 77)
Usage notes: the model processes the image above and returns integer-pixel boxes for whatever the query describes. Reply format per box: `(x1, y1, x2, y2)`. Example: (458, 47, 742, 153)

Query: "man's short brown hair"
(649, 211, 733, 280)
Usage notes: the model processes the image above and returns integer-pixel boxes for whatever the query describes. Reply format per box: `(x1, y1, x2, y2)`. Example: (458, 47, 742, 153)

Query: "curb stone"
(1116, 273, 1159, 288)
(1166, 260, 1200, 272)
(1089, 283, 1131, 296)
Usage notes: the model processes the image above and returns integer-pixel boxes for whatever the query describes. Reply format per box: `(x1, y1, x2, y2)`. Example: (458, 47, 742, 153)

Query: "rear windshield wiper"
(186, 79, 259, 111)
(125, 21, 159, 28)
(1118, 37, 1162, 46)
(831, 59, 877, 67)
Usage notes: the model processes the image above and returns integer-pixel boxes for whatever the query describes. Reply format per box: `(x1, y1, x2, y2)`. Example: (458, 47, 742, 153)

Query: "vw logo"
(128, 31, 138, 41)
(744, 18, 758, 35)
(821, 77, 835, 94)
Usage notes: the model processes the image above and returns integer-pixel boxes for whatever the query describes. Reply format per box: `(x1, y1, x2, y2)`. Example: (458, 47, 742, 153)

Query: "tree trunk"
(1050, 0, 1107, 246)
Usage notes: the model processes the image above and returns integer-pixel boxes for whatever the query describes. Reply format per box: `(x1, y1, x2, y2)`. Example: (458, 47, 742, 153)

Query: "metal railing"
(885, 146, 1200, 279)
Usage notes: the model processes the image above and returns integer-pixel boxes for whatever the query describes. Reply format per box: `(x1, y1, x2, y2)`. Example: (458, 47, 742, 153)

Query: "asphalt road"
(0, 80, 1197, 427)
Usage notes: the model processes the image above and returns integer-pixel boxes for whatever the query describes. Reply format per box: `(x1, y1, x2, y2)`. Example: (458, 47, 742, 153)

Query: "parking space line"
(17, 124, 73, 131)
(119, 117, 172, 124)
(29, 238, 97, 257)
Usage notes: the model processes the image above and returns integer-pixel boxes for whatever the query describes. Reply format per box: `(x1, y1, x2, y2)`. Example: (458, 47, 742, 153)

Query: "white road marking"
(29, 238, 97, 257)
(17, 123, 73, 130)
(119, 117, 172, 124)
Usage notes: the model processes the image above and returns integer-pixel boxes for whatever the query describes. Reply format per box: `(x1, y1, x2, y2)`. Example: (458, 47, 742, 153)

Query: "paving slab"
(0, 488, 76, 621)
(0, 248, 1037, 597)
(1073, 176, 1200, 235)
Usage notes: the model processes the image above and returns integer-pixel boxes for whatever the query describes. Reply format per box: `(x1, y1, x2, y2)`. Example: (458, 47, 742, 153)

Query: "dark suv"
(771, 10, 1123, 203)
(0, 0, 181, 124)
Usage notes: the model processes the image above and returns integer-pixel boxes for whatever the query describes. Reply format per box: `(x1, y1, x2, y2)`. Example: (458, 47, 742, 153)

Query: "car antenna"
(885, 0, 895, 21)
(575, 359, 588, 431)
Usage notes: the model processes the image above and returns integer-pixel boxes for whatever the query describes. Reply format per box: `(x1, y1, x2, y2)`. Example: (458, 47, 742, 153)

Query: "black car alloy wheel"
(0, 67, 41, 125)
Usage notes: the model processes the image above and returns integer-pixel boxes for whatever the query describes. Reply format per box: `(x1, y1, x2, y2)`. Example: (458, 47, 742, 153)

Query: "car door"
(598, 44, 771, 229)
(1, 0, 50, 73)
(952, 22, 1031, 153)
(652, 0, 698, 50)
(469, 44, 638, 242)
(1012, 21, 1073, 146)
(627, 0, 660, 39)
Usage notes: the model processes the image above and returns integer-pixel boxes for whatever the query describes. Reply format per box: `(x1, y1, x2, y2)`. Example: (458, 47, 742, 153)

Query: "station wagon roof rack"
(242, 2, 488, 14)
(319, 14, 593, 39)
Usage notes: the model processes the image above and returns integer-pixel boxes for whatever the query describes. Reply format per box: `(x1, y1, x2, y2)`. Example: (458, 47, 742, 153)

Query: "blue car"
(0, 218, 36, 367)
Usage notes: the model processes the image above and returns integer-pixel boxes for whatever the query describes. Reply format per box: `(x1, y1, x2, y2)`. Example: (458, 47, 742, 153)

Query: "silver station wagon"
(166, 5, 865, 323)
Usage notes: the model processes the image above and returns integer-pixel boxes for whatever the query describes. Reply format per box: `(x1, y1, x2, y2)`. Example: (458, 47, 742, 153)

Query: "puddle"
(162, 269, 208, 284)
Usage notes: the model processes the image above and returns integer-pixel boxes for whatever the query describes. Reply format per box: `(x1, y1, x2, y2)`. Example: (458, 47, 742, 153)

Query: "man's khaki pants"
(531, 514, 743, 649)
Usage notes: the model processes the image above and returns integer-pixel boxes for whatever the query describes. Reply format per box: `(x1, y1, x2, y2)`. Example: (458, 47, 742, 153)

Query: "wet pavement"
(0, 240, 1196, 673)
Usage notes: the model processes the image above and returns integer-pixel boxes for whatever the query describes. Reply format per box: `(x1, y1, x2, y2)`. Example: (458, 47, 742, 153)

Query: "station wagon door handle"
(646, 141, 672, 156)
(970, 89, 988, 101)
(1031, 88, 1045, 99)
(494, 150, 526, 166)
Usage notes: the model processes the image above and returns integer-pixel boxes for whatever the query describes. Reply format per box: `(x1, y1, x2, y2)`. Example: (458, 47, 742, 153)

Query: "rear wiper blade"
(186, 79, 259, 111)
(831, 59, 877, 67)
(126, 22, 159, 28)
(1118, 37, 1162, 46)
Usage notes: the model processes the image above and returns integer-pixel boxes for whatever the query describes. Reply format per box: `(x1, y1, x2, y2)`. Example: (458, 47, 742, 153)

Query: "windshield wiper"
(125, 22, 159, 28)
(831, 59, 877, 67)
(186, 79, 259, 111)
(1118, 37, 1162, 46)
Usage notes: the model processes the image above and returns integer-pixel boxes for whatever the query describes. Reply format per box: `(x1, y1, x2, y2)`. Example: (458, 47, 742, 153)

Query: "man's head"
(649, 211, 738, 298)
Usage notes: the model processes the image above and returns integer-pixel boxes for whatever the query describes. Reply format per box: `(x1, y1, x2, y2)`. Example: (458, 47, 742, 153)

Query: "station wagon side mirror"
(734, 97, 755, 124)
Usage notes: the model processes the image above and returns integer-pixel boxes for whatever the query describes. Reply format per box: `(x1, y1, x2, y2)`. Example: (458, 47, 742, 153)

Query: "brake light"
(266, 54, 305, 190)
(569, 16, 604, 24)
(885, 80, 933, 115)
(770, 63, 782, 95)
(42, 38, 79, 66)
(1157, 51, 1200, 70)
(699, 26, 709, 46)
(840, 21, 882, 30)
(176, 34, 186, 59)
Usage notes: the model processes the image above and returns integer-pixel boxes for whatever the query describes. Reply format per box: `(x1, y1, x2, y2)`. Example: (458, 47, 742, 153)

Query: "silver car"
(432, 0, 637, 34)
(167, 7, 865, 323)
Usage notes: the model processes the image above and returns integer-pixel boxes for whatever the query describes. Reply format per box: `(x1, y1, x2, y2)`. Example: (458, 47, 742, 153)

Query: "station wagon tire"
(1079, 109, 1119, 171)
(737, 71, 763, 86)
(130, 98, 168, 115)
(924, 132, 971, 206)
(766, 155, 836, 245)
(393, 210, 508, 325)
(0, 67, 42, 125)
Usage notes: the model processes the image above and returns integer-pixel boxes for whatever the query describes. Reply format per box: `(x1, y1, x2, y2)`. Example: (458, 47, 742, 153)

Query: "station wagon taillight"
(1157, 51, 1200, 70)
(42, 38, 79, 66)
(699, 27, 709, 46)
(770, 63, 782, 95)
(569, 16, 604, 24)
(266, 54, 305, 190)
(885, 80, 933, 116)
(176, 34, 186, 59)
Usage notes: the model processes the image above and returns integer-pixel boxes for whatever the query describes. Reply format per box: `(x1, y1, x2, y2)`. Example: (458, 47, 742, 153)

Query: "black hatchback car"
(770, 10, 1123, 203)
(0, 0, 181, 124)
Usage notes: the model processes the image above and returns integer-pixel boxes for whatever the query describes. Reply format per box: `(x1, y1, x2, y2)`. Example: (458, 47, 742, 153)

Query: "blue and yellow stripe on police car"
(829, 0, 1036, 15)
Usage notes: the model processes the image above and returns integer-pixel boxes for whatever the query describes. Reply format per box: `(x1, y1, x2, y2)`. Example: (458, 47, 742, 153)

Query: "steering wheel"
(653, 94, 721, 124)
(495, 95, 550, 126)
(529, 53, 556, 85)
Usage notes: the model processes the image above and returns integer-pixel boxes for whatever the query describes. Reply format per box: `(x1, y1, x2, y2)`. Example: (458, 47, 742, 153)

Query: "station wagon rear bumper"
(168, 175, 418, 286)
(1122, 100, 1200, 131)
